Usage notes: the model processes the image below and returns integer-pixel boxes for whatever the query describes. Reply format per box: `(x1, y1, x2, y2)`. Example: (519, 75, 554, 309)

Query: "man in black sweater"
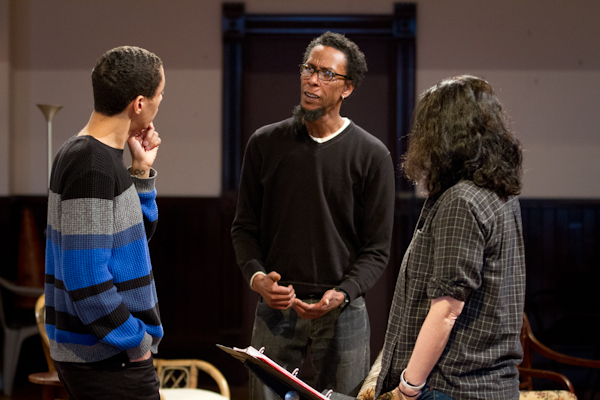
(231, 31, 395, 400)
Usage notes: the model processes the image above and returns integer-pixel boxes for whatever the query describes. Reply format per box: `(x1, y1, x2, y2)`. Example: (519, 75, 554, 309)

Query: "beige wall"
(2, 0, 599, 198)
(0, 0, 9, 196)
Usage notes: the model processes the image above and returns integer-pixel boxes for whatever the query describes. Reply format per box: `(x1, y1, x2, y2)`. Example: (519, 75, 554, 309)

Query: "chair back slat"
(154, 358, 230, 399)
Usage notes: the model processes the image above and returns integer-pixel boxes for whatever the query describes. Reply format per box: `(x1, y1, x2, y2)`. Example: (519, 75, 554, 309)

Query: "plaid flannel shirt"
(376, 180, 526, 400)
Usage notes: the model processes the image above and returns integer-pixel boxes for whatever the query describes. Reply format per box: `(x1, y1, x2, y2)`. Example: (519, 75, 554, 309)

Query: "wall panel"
(2, 195, 599, 390)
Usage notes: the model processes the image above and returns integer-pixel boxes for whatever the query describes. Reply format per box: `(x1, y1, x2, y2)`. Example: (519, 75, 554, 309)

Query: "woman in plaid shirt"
(359, 75, 525, 400)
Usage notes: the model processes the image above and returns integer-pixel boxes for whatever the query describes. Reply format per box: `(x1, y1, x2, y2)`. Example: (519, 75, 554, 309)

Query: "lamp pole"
(36, 104, 63, 189)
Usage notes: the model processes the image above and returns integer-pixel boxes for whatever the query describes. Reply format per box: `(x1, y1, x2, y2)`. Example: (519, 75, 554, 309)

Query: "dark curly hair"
(92, 46, 163, 116)
(303, 31, 367, 88)
(402, 75, 523, 200)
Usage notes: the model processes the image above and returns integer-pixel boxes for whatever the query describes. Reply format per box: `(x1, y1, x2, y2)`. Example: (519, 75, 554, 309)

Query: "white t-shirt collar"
(309, 118, 350, 143)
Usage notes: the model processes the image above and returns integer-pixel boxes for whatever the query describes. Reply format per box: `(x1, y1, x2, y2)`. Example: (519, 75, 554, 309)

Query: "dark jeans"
(250, 297, 370, 400)
(419, 387, 455, 400)
(54, 352, 160, 400)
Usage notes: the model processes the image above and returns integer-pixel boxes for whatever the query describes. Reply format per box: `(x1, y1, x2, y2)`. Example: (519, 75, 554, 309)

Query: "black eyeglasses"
(299, 64, 349, 82)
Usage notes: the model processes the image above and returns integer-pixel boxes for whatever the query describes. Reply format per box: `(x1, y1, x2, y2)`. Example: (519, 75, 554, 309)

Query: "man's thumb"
(268, 271, 281, 283)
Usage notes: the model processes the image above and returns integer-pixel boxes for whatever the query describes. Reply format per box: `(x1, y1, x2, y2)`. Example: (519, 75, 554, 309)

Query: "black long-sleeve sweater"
(231, 118, 395, 302)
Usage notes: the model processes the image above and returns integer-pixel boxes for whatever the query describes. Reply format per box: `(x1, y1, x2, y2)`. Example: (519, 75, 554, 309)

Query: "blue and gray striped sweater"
(45, 135, 163, 363)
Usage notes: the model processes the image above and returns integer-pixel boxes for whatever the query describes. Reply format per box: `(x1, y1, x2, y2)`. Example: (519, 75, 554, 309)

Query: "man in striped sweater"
(45, 46, 165, 400)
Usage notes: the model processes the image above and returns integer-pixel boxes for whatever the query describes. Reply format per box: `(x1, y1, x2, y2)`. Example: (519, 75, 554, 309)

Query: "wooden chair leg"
(41, 385, 55, 400)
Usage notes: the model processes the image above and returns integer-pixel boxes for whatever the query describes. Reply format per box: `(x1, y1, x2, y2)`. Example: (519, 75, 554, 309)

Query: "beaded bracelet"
(400, 369, 426, 391)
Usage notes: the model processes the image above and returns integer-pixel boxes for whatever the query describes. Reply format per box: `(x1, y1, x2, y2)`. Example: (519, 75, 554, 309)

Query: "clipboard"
(217, 344, 331, 400)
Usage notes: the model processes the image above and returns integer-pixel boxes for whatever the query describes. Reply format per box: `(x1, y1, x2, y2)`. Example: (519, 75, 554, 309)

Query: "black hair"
(402, 75, 523, 199)
(92, 46, 162, 116)
(303, 31, 367, 88)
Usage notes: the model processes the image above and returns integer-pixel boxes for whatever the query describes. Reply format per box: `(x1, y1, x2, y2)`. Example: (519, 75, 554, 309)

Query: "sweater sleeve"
(131, 167, 158, 242)
(337, 153, 396, 302)
(231, 134, 267, 284)
(59, 169, 152, 357)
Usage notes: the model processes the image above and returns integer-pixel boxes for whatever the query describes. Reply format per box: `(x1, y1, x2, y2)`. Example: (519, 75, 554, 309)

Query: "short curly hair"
(303, 31, 368, 88)
(92, 46, 163, 116)
(402, 75, 523, 200)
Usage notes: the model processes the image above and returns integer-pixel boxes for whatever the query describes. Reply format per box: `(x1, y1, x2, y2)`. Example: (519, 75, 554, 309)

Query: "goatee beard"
(293, 104, 323, 126)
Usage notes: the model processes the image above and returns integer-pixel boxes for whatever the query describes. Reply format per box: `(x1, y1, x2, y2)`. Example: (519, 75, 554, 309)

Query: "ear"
(132, 95, 145, 115)
(341, 81, 355, 100)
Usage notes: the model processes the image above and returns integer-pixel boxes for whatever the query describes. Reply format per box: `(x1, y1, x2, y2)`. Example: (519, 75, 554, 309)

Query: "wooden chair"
(518, 312, 600, 399)
(27, 295, 231, 400)
(0, 275, 44, 396)
(27, 293, 68, 400)
(154, 358, 231, 400)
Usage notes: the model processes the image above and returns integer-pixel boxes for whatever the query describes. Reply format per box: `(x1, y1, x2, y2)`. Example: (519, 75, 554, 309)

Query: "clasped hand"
(252, 271, 296, 310)
(292, 289, 344, 319)
(252, 272, 345, 319)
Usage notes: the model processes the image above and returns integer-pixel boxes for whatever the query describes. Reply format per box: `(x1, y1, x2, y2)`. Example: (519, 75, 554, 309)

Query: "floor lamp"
(36, 104, 62, 188)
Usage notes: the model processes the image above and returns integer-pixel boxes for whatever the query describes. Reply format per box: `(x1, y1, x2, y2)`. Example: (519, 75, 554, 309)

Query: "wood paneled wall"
(2, 195, 599, 386)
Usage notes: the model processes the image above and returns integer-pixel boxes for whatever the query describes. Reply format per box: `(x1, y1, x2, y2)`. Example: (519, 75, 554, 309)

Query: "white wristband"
(400, 369, 426, 391)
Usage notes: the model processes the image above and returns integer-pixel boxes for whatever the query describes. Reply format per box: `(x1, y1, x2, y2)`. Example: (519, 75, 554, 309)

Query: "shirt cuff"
(427, 277, 472, 302)
(125, 332, 153, 360)
(130, 168, 157, 193)
(249, 271, 267, 290)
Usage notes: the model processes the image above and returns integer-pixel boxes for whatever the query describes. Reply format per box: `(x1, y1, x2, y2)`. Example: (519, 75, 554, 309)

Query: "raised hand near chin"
(129, 123, 161, 178)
